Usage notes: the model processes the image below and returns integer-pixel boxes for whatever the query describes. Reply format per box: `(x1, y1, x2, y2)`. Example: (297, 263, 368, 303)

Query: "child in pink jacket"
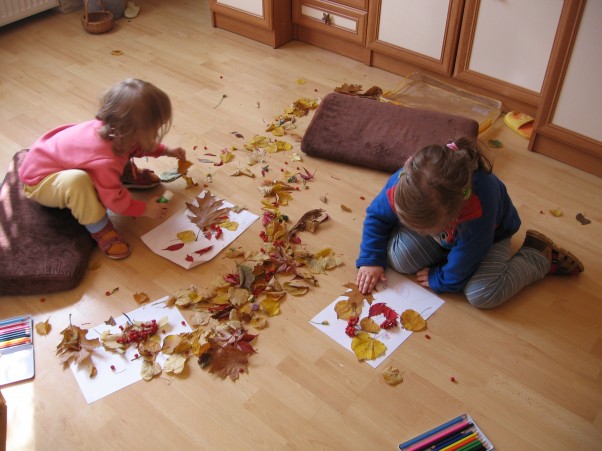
(19, 78, 186, 259)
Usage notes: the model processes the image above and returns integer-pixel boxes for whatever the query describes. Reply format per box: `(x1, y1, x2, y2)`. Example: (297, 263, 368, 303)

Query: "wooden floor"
(1, 1, 601, 449)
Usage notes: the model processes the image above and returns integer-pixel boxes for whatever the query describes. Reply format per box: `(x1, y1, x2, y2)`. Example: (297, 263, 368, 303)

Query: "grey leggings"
(386, 227, 550, 309)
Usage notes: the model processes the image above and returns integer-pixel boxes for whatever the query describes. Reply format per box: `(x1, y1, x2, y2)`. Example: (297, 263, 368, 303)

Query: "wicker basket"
(81, 0, 114, 34)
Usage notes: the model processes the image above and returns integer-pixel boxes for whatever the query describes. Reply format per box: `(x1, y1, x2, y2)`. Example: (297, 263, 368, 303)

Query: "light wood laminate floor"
(0, 1, 601, 449)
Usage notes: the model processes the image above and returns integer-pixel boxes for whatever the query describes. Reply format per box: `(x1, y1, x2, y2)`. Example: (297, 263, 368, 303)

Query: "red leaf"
(195, 245, 214, 255)
(224, 273, 240, 285)
(163, 243, 185, 251)
(368, 303, 387, 317)
(185, 255, 194, 262)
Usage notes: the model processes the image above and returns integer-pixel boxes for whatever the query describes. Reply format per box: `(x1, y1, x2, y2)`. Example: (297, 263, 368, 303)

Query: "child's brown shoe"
(522, 229, 584, 275)
(121, 159, 160, 189)
(91, 221, 131, 259)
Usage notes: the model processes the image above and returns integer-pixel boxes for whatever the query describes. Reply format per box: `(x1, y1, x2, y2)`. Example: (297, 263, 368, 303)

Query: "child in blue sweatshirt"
(356, 137, 583, 308)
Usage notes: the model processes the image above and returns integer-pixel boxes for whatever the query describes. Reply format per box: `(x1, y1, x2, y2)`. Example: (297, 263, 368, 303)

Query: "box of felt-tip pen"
(0, 315, 35, 386)
(399, 413, 494, 451)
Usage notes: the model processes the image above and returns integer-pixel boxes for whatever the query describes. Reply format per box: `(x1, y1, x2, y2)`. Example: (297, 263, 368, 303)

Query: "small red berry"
(105, 291, 111, 296)
(450, 376, 456, 382)
(110, 365, 116, 371)
(425, 334, 431, 339)
(360, 196, 365, 200)
(181, 321, 186, 326)
(40, 298, 46, 303)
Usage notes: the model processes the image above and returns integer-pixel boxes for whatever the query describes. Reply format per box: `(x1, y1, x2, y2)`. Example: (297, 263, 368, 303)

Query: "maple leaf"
(186, 191, 231, 232)
(400, 309, 426, 331)
(178, 159, 193, 175)
(209, 345, 250, 381)
(342, 283, 374, 306)
(351, 332, 386, 361)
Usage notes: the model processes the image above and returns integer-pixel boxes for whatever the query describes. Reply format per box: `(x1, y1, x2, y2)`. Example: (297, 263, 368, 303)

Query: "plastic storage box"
(383, 73, 502, 136)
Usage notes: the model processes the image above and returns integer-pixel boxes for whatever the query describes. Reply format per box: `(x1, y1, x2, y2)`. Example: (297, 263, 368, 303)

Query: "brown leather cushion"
(301, 92, 480, 172)
(0, 150, 95, 296)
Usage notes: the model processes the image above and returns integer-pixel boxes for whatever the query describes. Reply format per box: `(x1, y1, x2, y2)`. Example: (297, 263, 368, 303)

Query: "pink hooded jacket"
(19, 119, 164, 216)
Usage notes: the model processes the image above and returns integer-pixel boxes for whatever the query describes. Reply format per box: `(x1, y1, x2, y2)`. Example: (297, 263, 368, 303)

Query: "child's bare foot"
(91, 220, 131, 259)
(522, 229, 584, 275)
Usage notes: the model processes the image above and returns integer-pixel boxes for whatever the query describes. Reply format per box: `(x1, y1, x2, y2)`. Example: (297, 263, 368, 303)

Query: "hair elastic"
(446, 142, 459, 151)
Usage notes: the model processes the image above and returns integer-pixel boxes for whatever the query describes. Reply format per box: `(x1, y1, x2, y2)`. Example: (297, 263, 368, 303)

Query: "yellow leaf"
(177, 230, 197, 243)
(250, 313, 268, 329)
(296, 78, 307, 84)
(133, 292, 150, 304)
(382, 365, 403, 385)
(220, 151, 234, 163)
(35, 318, 51, 336)
(283, 280, 310, 296)
(334, 300, 362, 320)
(351, 332, 386, 361)
(140, 360, 162, 381)
(400, 309, 426, 331)
(270, 126, 285, 137)
(549, 208, 563, 217)
(360, 317, 381, 334)
(163, 353, 187, 374)
(260, 296, 281, 317)
(219, 220, 239, 231)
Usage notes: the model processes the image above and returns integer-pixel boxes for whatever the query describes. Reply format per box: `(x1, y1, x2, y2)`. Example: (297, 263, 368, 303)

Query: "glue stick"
(157, 190, 174, 203)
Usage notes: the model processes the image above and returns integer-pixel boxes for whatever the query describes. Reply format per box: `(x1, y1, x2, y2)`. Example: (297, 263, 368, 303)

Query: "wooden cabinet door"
(208, 0, 293, 48)
(367, 0, 464, 76)
(455, 0, 564, 113)
(530, 0, 602, 177)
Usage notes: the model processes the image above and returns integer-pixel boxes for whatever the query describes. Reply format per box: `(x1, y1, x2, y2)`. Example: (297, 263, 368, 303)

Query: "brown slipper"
(523, 230, 584, 275)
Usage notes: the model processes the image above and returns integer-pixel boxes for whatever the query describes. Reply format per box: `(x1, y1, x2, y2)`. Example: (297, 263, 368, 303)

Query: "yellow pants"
(23, 170, 106, 225)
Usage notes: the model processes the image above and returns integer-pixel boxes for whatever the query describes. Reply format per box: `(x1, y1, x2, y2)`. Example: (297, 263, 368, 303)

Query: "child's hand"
(164, 146, 186, 161)
(416, 268, 430, 287)
(143, 197, 170, 219)
(356, 266, 386, 294)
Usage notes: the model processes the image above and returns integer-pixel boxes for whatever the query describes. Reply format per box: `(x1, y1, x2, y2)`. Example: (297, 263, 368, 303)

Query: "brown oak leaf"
(186, 191, 231, 231)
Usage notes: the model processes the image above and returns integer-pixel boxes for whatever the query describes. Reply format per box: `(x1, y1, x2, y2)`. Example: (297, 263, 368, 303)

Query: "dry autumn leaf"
(209, 345, 250, 381)
(35, 318, 51, 336)
(186, 191, 231, 232)
(382, 365, 403, 385)
(351, 332, 386, 361)
(56, 321, 101, 365)
(360, 317, 381, 334)
(400, 309, 426, 331)
(133, 292, 150, 304)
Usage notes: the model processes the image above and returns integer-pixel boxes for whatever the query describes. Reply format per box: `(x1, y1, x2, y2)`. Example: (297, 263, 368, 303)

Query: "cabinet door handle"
(322, 12, 331, 25)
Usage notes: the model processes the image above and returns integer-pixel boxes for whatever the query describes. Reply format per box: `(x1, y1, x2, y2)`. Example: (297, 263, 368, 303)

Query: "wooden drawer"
(293, 0, 368, 45)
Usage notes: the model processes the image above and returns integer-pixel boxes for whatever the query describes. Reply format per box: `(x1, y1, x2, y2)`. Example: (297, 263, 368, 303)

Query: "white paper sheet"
(141, 192, 258, 269)
(310, 270, 444, 368)
(71, 299, 192, 404)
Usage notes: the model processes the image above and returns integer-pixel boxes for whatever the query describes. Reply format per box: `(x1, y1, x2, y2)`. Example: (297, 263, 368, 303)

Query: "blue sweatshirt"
(356, 168, 521, 293)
